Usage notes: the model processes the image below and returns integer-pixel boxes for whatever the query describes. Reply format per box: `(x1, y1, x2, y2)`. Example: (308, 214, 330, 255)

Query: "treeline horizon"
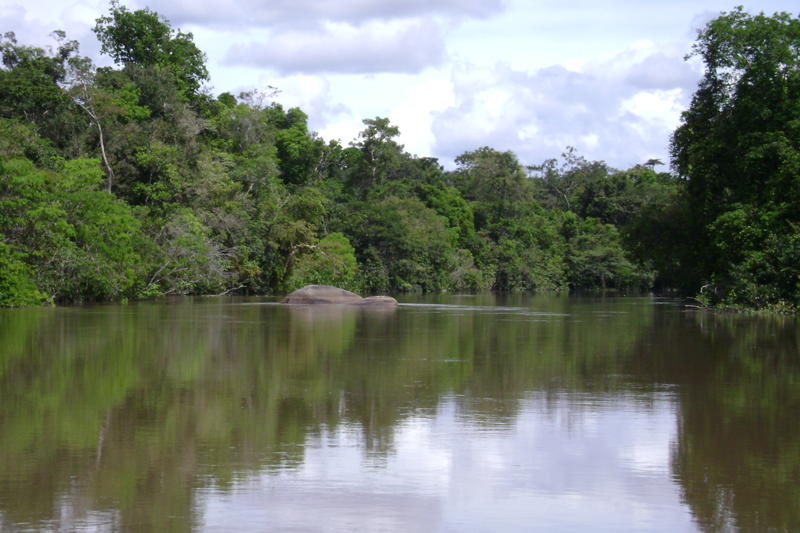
(1, 4, 798, 312)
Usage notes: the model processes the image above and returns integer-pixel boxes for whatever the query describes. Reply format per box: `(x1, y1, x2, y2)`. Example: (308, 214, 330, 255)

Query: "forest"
(0, 5, 798, 311)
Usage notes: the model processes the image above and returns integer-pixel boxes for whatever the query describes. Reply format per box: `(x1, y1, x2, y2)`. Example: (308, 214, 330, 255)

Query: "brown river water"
(0, 294, 797, 532)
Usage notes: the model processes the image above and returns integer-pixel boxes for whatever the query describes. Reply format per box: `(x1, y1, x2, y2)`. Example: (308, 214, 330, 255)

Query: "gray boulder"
(281, 285, 362, 304)
(281, 285, 397, 306)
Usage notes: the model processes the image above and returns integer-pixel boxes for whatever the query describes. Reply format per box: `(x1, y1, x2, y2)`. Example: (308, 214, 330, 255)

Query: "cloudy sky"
(2, 0, 797, 169)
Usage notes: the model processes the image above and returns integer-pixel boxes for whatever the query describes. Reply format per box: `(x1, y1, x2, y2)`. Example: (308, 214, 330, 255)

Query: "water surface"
(0, 294, 797, 532)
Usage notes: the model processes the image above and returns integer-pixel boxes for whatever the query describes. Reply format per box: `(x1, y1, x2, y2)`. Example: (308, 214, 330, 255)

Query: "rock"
(356, 295, 398, 306)
(281, 285, 362, 304)
(281, 285, 397, 307)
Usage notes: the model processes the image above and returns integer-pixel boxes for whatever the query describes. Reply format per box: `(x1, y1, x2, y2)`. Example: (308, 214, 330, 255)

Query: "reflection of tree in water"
(674, 315, 800, 533)
(624, 310, 800, 532)
(0, 300, 403, 531)
(0, 296, 656, 530)
(11, 296, 794, 531)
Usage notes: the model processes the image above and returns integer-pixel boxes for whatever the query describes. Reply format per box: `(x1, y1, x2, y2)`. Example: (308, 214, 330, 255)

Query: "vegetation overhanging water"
(1, 6, 799, 312)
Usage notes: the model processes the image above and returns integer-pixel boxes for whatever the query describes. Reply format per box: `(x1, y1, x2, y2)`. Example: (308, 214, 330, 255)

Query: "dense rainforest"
(0, 5, 798, 311)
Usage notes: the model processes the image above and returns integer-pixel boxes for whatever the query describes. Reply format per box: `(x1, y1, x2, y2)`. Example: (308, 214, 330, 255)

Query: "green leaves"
(563, 216, 649, 290)
(0, 241, 43, 307)
(343, 196, 456, 292)
(0, 157, 151, 302)
(0, 33, 84, 149)
(93, 1, 208, 97)
(285, 232, 359, 292)
(672, 8, 800, 309)
(13, 4, 790, 306)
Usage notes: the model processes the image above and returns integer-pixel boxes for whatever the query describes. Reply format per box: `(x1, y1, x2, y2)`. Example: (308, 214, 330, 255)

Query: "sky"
(2, 0, 798, 170)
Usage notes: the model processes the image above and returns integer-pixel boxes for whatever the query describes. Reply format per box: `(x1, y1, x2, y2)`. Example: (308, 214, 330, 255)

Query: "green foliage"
(448, 248, 494, 291)
(0, 241, 44, 306)
(532, 149, 679, 230)
(705, 207, 800, 309)
(671, 7, 800, 309)
(142, 207, 229, 296)
(349, 117, 405, 192)
(530, 147, 604, 213)
(417, 183, 475, 247)
(455, 146, 530, 225)
(0, 119, 63, 169)
(285, 232, 358, 291)
(343, 196, 456, 292)
(0, 32, 84, 149)
(93, 1, 208, 97)
(563, 215, 651, 290)
(449, 147, 581, 291)
(489, 236, 564, 291)
(9, 5, 793, 308)
(624, 189, 697, 291)
(263, 105, 320, 185)
(99, 78, 151, 123)
(0, 156, 151, 302)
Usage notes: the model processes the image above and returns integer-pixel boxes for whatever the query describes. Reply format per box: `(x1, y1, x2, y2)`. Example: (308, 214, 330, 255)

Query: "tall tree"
(454, 147, 531, 232)
(350, 117, 404, 191)
(63, 52, 116, 191)
(671, 7, 800, 307)
(0, 31, 83, 150)
(93, 1, 208, 98)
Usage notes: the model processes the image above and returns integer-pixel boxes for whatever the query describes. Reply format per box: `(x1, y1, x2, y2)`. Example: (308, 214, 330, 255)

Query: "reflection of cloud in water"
(198, 393, 696, 532)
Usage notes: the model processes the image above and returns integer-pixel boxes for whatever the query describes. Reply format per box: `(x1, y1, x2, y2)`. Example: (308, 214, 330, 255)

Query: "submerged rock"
(281, 285, 397, 306)
(281, 285, 362, 304)
(356, 295, 398, 306)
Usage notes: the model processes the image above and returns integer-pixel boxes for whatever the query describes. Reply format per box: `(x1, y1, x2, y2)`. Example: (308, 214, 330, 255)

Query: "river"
(0, 294, 797, 532)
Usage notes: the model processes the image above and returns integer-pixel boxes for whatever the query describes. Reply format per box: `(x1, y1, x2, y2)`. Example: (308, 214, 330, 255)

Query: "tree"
(63, 51, 116, 191)
(342, 196, 456, 292)
(673, 8, 800, 219)
(0, 241, 44, 306)
(454, 147, 530, 227)
(93, 1, 208, 97)
(643, 158, 663, 170)
(0, 32, 84, 149)
(268, 106, 319, 185)
(285, 232, 358, 291)
(562, 215, 650, 290)
(350, 117, 404, 191)
(0, 157, 153, 302)
(528, 147, 600, 212)
(671, 8, 800, 307)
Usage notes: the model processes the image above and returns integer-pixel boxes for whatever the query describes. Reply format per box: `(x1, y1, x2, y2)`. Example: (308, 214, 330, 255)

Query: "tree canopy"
(0, 6, 797, 311)
(671, 7, 800, 310)
(93, 1, 208, 97)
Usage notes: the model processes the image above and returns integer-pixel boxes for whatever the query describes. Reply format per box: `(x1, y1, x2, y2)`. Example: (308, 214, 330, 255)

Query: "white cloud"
(317, 116, 364, 145)
(428, 40, 701, 169)
(624, 53, 700, 90)
(144, 0, 506, 29)
(226, 19, 446, 74)
(619, 89, 686, 129)
(389, 78, 455, 156)
(268, 74, 351, 125)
